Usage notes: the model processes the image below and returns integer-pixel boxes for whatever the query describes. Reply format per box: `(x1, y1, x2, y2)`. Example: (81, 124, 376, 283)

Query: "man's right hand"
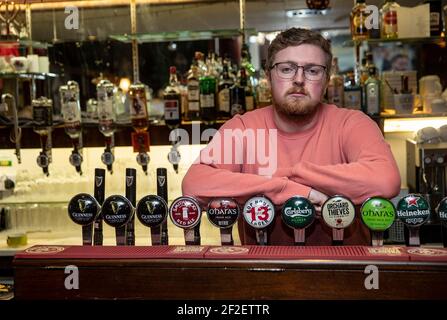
(308, 188, 329, 215)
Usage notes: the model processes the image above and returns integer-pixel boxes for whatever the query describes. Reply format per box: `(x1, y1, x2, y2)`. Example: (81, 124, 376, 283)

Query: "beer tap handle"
(157, 168, 169, 245)
(93, 168, 106, 246)
(125, 168, 137, 246)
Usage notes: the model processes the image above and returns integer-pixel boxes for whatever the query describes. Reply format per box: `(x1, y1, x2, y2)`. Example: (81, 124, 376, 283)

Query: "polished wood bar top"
(13, 245, 447, 300)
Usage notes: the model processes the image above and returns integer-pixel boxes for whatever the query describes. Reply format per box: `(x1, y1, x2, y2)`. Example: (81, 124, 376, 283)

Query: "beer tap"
(59, 81, 83, 175)
(164, 66, 182, 174)
(96, 79, 116, 174)
(1, 94, 21, 164)
(32, 97, 53, 176)
(129, 82, 150, 175)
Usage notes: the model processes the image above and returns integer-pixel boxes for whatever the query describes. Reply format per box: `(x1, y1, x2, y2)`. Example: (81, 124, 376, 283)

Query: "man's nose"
(293, 67, 305, 84)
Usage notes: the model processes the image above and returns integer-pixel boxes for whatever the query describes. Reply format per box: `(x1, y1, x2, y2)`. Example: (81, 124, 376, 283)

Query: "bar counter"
(12, 245, 447, 300)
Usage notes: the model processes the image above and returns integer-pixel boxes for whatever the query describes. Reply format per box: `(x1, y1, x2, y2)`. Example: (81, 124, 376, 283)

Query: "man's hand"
(308, 188, 329, 215)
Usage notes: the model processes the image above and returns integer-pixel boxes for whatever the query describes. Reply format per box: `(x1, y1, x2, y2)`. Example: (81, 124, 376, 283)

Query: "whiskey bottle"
(217, 64, 234, 120)
(350, 0, 370, 41)
(381, 0, 399, 39)
(186, 65, 200, 121)
(163, 66, 182, 129)
(327, 57, 344, 107)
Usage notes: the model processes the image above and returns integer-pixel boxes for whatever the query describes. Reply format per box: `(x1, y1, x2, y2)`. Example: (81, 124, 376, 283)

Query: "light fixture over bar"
(6, 0, 210, 11)
(286, 8, 331, 18)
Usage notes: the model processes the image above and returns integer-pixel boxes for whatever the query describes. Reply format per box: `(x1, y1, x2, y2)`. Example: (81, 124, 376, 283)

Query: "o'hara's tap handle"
(1, 94, 21, 163)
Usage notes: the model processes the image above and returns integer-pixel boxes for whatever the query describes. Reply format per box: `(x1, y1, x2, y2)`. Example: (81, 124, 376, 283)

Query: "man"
(182, 28, 401, 245)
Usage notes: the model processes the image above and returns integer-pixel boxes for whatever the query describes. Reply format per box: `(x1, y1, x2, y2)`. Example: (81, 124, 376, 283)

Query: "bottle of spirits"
(59, 80, 83, 175)
(32, 97, 53, 176)
(129, 82, 149, 133)
(256, 67, 272, 108)
(230, 68, 246, 117)
(327, 57, 345, 107)
(186, 65, 200, 121)
(381, 0, 399, 39)
(350, 0, 370, 41)
(217, 63, 234, 120)
(344, 72, 363, 111)
(163, 66, 182, 129)
(240, 67, 255, 112)
(129, 82, 150, 174)
(364, 66, 381, 115)
(199, 59, 217, 125)
(96, 79, 117, 174)
(423, 0, 443, 36)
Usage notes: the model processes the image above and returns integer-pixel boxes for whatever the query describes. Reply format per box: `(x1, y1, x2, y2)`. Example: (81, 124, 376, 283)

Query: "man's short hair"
(266, 28, 333, 79)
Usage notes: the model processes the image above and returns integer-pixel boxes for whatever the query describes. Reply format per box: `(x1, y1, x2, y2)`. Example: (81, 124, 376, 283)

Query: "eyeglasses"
(270, 62, 327, 81)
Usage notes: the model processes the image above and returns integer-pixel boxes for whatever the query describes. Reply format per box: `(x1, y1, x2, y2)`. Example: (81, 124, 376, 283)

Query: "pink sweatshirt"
(182, 104, 401, 245)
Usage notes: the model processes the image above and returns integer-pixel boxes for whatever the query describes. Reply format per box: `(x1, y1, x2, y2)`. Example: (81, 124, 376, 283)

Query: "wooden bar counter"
(13, 245, 447, 300)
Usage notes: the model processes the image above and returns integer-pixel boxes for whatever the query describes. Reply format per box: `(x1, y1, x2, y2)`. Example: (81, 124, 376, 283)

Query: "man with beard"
(182, 28, 400, 245)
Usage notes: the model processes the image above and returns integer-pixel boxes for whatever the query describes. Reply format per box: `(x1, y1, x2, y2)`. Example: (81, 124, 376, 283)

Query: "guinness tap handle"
(157, 168, 169, 245)
(93, 168, 106, 246)
(126, 168, 137, 246)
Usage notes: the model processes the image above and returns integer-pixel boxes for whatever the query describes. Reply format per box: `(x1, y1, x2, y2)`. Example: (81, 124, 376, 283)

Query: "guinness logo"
(95, 176, 103, 188)
(126, 176, 134, 187)
(78, 199, 87, 212)
(146, 201, 155, 214)
(158, 176, 166, 187)
(111, 201, 121, 214)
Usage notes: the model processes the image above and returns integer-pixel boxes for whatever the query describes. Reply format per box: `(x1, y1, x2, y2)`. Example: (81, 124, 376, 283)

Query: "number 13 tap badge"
(243, 196, 275, 245)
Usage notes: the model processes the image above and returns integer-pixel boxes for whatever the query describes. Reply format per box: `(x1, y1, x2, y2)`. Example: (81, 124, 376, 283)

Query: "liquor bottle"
(423, 0, 443, 36)
(217, 63, 234, 120)
(230, 68, 246, 117)
(381, 0, 399, 39)
(360, 58, 369, 86)
(186, 65, 200, 121)
(163, 66, 182, 129)
(256, 67, 272, 108)
(364, 66, 382, 115)
(350, 0, 370, 41)
(129, 82, 150, 174)
(59, 80, 83, 175)
(199, 59, 217, 125)
(241, 67, 256, 112)
(129, 82, 149, 133)
(344, 72, 363, 111)
(96, 79, 116, 174)
(32, 97, 53, 176)
(327, 57, 344, 107)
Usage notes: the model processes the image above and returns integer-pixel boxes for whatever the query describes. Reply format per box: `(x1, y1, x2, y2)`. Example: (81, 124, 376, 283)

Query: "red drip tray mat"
(15, 245, 447, 262)
(404, 247, 447, 262)
(14, 245, 208, 259)
(204, 246, 410, 261)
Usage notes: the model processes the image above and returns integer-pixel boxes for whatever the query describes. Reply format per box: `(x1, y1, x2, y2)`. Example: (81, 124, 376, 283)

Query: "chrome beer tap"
(32, 97, 53, 176)
(59, 80, 83, 175)
(96, 79, 116, 174)
(1, 94, 21, 164)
